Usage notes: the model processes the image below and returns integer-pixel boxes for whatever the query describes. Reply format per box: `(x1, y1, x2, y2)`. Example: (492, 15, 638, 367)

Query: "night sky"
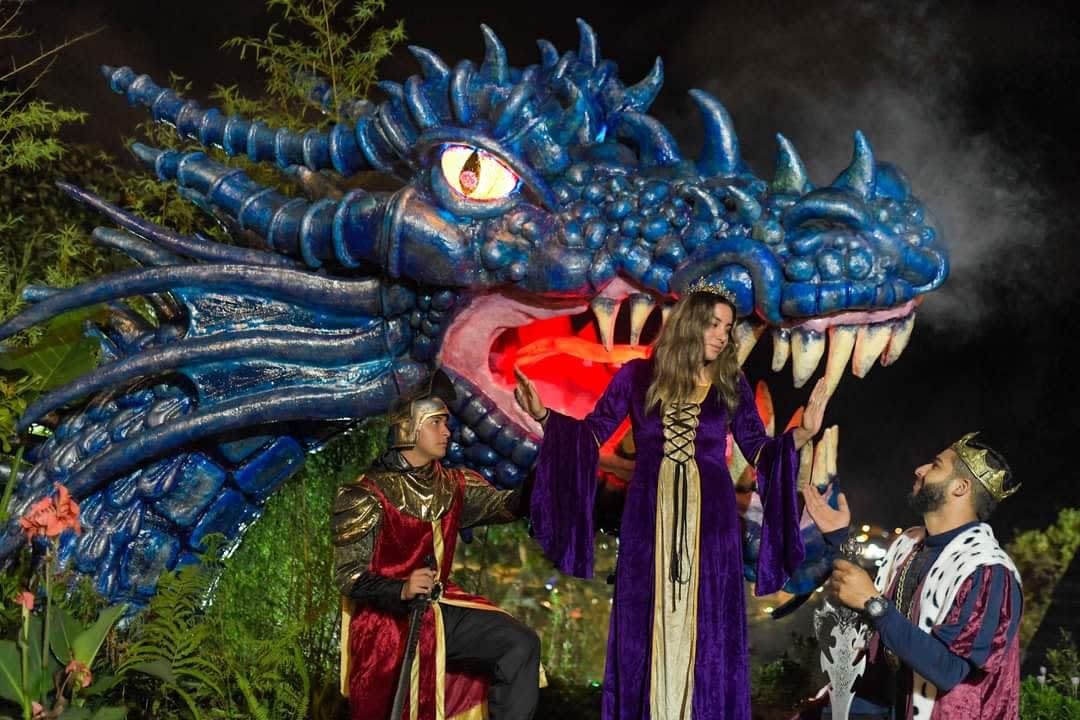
(10, 0, 1080, 541)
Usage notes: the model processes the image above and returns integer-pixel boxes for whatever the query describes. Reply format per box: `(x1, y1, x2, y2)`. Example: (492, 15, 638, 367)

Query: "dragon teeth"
(791, 329, 825, 388)
(852, 323, 892, 378)
(771, 328, 791, 372)
(811, 425, 839, 487)
(627, 293, 656, 346)
(881, 313, 915, 366)
(590, 296, 619, 352)
(734, 320, 765, 366)
(797, 438, 814, 490)
(824, 425, 839, 479)
(661, 304, 672, 328)
(824, 326, 856, 397)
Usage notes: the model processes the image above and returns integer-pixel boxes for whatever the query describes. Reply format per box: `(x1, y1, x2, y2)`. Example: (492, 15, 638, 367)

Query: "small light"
(856, 533, 869, 543)
(815, 587, 824, 593)
(763, 606, 774, 614)
(552, 588, 559, 594)
(894, 527, 903, 535)
(589, 680, 602, 688)
(861, 524, 871, 533)
(544, 583, 553, 591)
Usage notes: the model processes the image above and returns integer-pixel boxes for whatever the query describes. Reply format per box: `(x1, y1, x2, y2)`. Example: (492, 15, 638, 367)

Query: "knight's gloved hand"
(348, 572, 409, 614)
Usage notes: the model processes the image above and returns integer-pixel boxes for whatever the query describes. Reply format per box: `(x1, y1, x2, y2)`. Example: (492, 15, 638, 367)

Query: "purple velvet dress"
(530, 358, 804, 720)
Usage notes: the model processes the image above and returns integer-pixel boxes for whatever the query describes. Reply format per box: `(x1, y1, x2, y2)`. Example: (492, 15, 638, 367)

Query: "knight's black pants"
(440, 603, 540, 720)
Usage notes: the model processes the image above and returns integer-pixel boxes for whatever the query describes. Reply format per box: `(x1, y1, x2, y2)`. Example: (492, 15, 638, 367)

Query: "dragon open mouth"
(439, 276, 921, 446)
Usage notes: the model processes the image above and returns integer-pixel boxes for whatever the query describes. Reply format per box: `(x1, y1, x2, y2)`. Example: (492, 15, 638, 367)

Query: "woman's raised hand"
(513, 366, 548, 421)
(800, 377, 830, 437)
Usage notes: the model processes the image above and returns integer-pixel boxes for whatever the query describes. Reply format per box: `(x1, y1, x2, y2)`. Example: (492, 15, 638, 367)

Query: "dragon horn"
(619, 57, 664, 113)
(611, 111, 683, 169)
(479, 24, 509, 84)
(830, 130, 876, 199)
(771, 133, 810, 194)
(576, 18, 598, 67)
(407, 45, 450, 83)
(537, 39, 559, 68)
(689, 88, 742, 178)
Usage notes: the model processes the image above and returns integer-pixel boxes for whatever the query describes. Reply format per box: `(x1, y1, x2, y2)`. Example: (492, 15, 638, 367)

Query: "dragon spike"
(689, 89, 741, 178)
(611, 111, 683, 169)
(0, 265, 391, 342)
(494, 79, 536, 138)
(725, 185, 762, 223)
(92, 228, 179, 267)
(771, 133, 810, 194)
(58, 182, 301, 268)
(450, 60, 475, 125)
(576, 18, 598, 68)
(480, 24, 510, 84)
(407, 45, 450, 83)
(376, 80, 405, 104)
(537, 39, 559, 68)
(404, 75, 440, 130)
(16, 328, 396, 432)
(830, 130, 876, 199)
(100, 66, 373, 175)
(619, 57, 664, 113)
(685, 186, 723, 221)
(554, 81, 588, 145)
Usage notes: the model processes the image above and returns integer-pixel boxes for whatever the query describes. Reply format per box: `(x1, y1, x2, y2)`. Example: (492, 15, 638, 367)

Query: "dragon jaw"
(438, 275, 921, 480)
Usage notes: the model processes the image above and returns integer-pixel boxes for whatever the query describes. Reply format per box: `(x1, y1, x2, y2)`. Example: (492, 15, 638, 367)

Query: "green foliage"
(1020, 677, 1080, 719)
(117, 559, 227, 717)
(210, 421, 385, 713)
(0, 4, 99, 175)
(453, 520, 617, 685)
(219, 0, 405, 127)
(1007, 507, 1080, 647)
(749, 633, 820, 711)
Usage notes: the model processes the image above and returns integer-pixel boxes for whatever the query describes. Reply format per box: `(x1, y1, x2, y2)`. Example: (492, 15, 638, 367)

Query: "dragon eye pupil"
(459, 150, 482, 195)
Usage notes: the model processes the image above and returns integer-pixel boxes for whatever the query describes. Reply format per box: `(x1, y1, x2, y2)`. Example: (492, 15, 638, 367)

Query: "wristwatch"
(864, 594, 890, 619)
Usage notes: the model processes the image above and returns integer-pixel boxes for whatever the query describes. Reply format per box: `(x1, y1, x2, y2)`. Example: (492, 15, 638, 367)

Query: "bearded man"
(803, 432, 1023, 720)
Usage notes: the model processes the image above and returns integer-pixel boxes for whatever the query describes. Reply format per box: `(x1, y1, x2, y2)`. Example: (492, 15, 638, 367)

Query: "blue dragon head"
(0, 19, 946, 605)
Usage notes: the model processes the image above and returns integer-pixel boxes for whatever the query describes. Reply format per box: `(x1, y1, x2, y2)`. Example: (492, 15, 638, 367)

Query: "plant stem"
(41, 547, 51, 675)
(20, 606, 30, 720)
(0, 444, 25, 522)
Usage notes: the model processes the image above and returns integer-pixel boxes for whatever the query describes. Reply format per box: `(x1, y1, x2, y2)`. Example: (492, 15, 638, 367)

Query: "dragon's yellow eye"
(440, 144, 520, 201)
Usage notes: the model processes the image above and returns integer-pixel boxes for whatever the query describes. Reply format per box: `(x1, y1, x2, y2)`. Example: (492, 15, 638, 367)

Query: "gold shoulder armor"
(331, 483, 382, 546)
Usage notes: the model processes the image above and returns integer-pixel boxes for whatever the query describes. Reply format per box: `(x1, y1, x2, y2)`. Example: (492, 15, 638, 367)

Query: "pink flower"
(14, 591, 34, 611)
(66, 659, 92, 689)
(52, 484, 80, 536)
(18, 484, 80, 543)
(31, 702, 44, 719)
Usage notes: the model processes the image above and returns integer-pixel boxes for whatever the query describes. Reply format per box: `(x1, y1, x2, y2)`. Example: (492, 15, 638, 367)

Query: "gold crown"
(686, 277, 738, 307)
(951, 432, 1018, 502)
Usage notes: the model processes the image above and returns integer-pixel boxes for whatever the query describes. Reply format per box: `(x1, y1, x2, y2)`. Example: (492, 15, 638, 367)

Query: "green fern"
(117, 561, 229, 716)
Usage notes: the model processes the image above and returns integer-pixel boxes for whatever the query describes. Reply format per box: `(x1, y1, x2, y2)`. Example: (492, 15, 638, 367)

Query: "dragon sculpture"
(0, 19, 947, 609)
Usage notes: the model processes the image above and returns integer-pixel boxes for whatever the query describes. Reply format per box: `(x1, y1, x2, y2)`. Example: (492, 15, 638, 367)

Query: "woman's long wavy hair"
(645, 291, 741, 415)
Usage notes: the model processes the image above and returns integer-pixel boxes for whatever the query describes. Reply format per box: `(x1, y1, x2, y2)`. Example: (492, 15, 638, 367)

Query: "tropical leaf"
(48, 603, 82, 665)
(0, 305, 106, 392)
(0, 639, 24, 704)
(71, 603, 125, 666)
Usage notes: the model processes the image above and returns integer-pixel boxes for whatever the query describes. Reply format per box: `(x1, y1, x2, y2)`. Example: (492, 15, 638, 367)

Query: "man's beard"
(906, 479, 949, 515)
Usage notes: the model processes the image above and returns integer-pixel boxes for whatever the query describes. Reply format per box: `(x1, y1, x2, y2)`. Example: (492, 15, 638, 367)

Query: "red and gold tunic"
(333, 458, 520, 720)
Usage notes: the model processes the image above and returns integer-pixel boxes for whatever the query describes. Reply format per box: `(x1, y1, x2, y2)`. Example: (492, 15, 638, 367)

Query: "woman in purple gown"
(515, 284, 830, 720)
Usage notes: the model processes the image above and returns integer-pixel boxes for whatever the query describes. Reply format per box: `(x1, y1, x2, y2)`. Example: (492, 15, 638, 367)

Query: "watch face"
(866, 596, 888, 618)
